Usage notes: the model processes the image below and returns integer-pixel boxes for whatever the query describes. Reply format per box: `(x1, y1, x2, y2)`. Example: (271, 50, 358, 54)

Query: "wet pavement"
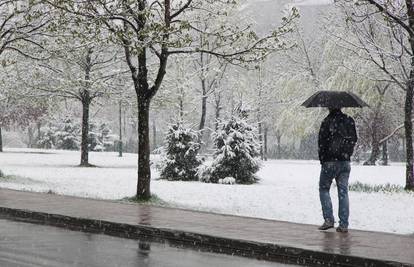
(0, 219, 294, 267)
(0, 189, 413, 266)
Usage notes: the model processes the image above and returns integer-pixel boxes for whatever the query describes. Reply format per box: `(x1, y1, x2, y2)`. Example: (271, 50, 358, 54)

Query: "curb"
(0, 207, 411, 267)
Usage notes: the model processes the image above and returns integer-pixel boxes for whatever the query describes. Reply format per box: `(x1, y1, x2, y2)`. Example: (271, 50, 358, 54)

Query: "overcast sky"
(245, 0, 334, 6)
(294, 0, 334, 5)
(241, 0, 334, 11)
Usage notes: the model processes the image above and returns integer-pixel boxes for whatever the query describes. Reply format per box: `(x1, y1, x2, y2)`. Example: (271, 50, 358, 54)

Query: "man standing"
(317, 108, 357, 233)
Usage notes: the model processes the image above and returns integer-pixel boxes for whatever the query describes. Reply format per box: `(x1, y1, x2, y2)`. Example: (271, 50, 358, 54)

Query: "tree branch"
(364, 0, 414, 36)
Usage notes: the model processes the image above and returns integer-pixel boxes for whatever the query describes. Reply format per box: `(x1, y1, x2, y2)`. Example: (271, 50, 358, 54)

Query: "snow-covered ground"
(0, 148, 413, 235)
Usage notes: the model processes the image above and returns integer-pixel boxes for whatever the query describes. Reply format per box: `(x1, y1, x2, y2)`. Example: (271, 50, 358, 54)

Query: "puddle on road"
(0, 219, 299, 267)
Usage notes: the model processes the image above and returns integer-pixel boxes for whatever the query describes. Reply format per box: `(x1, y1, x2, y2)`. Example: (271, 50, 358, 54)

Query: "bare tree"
(0, 0, 50, 152)
(356, 84, 395, 165)
(339, 0, 414, 190)
(25, 40, 124, 166)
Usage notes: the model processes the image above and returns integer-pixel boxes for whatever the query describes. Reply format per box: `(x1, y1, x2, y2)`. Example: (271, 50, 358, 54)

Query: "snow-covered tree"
(19, 8, 127, 166)
(0, 68, 48, 152)
(88, 122, 103, 152)
(0, 0, 51, 154)
(37, 124, 57, 149)
(46, 0, 297, 199)
(203, 110, 261, 184)
(159, 122, 202, 181)
(0, 1, 50, 60)
(338, 0, 414, 190)
(87, 121, 117, 152)
(54, 118, 80, 150)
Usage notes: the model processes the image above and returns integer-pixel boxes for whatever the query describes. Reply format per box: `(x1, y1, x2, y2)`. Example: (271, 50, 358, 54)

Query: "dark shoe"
(336, 226, 348, 233)
(318, 221, 334, 230)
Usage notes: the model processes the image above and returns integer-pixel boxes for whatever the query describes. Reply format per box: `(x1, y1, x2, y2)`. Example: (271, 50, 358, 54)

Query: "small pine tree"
(203, 114, 261, 184)
(37, 125, 56, 149)
(99, 123, 113, 151)
(55, 118, 80, 150)
(159, 122, 202, 181)
(88, 122, 104, 151)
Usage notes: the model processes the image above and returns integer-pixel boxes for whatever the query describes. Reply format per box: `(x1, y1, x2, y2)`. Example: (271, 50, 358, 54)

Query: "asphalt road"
(0, 219, 297, 267)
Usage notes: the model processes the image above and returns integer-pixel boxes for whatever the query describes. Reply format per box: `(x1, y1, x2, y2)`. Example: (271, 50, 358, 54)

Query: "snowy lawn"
(0, 148, 413, 235)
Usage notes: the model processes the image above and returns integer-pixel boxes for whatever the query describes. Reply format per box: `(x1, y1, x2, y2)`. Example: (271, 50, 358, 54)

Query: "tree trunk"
(121, 0, 171, 199)
(198, 50, 208, 135)
(364, 138, 380, 165)
(364, 101, 383, 165)
(137, 99, 151, 200)
(199, 87, 207, 131)
(179, 94, 184, 120)
(0, 127, 3, 152)
(258, 121, 263, 160)
(119, 101, 123, 157)
(27, 126, 34, 148)
(256, 64, 265, 160)
(80, 48, 93, 167)
(264, 126, 268, 161)
(404, 0, 414, 190)
(364, 118, 380, 166)
(276, 132, 282, 159)
(381, 141, 388, 166)
(214, 100, 220, 131)
(123, 105, 127, 138)
(405, 70, 414, 190)
(36, 121, 42, 148)
(152, 121, 157, 150)
(80, 94, 91, 167)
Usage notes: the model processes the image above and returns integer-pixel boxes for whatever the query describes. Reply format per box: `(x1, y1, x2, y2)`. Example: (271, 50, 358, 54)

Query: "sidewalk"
(0, 188, 412, 267)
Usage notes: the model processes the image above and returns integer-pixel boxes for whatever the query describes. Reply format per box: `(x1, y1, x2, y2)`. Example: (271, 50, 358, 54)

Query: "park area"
(0, 148, 412, 235)
(3, 0, 414, 265)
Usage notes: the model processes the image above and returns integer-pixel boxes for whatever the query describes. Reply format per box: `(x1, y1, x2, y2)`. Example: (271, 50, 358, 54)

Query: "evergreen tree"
(55, 118, 80, 150)
(99, 123, 113, 151)
(203, 114, 261, 184)
(37, 125, 57, 149)
(88, 122, 104, 152)
(159, 122, 202, 181)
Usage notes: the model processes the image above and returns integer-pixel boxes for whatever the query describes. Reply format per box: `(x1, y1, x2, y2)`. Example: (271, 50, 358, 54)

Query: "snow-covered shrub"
(36, 118, 115, 151)
(37, 119, 80, 150)
(99, 123, 115, 151)
(55, 118, 80, 150)
(348, 182, 406, 194)
(88, 122, 104, 151)
(218, 177, 236, 185)
(159, 122, 202, 181)
(202, 115, 261, 184)
(37, 125, 57, 149)
(88, 131, 102, 151)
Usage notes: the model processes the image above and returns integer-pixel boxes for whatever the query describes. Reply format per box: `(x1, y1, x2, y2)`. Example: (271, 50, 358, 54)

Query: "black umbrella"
(301, 91, 369, 108)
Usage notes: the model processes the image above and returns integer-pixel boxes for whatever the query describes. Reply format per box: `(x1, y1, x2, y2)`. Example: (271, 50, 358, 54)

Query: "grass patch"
(0, 172, 44, 185)
(121, 194, 169, 206)
(349, 181, 408, 194)
(0, 171, 16, 182)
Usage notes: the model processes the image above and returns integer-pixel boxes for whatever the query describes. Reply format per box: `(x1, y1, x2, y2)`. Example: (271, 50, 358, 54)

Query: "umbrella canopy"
(301, 91, 369, 108)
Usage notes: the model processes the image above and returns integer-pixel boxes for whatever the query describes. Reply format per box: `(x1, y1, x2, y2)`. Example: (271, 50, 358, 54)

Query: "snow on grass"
(0, 148, 413, 235)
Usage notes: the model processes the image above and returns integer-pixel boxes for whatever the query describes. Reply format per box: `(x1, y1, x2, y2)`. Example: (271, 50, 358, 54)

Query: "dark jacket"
(318, 110, 357, 163)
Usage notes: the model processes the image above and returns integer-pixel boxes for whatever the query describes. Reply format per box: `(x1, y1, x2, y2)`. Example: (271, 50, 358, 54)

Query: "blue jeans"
(319, 161, 351, 228)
